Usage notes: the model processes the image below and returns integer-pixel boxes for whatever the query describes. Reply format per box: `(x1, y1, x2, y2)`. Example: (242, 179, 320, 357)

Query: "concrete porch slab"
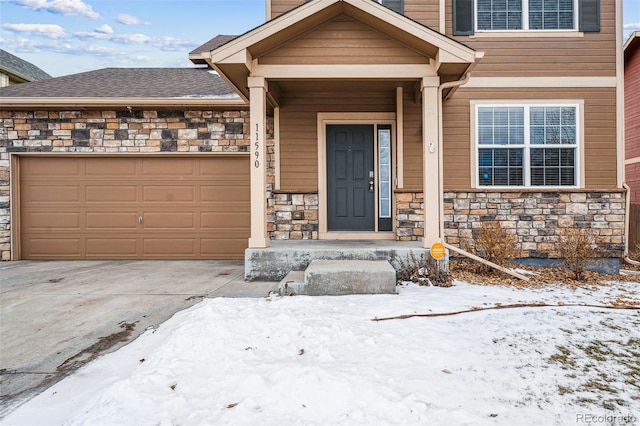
(245, 240, 433, 281)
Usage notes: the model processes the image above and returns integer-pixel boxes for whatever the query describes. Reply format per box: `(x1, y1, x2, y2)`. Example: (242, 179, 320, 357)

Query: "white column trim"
(421, 82, 441, 248)
(396, 87, 404, 188)
(248, 76, 269, 248)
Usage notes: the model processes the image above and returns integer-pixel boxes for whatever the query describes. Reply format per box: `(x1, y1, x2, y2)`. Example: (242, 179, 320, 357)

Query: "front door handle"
(138, 216, 143, 224)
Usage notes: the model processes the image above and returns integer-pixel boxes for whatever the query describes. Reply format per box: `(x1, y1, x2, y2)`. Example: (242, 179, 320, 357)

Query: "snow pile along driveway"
(5, 280, 640, 426)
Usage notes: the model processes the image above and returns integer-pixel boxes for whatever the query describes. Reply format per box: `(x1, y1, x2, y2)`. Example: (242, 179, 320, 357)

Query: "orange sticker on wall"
(430, 242, 446, 260)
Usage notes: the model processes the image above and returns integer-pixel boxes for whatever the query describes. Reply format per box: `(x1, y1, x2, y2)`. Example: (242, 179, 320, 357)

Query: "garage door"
(19, 156, 250, 260)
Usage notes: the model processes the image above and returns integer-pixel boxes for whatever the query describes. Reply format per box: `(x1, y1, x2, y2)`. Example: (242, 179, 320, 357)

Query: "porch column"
(421, 77, 441, 248)
(248, 76, 269, 248)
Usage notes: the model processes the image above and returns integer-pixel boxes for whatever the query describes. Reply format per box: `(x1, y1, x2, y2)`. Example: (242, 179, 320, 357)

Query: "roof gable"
(202, 0, 480, 100)
(259, 14, 430, 65)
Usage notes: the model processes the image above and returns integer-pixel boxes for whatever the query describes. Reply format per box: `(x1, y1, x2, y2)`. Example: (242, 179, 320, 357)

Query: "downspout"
(437, 74, 470, 239)
(623, 182, 640, 266)
(435, 52, 483, 240)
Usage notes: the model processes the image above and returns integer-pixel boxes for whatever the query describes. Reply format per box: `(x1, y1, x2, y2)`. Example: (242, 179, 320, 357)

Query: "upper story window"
(453, 0, 600, 35)
(375, 0, 404, 14)
(475, 103, 580, 188)
(477, 0, 575, 31)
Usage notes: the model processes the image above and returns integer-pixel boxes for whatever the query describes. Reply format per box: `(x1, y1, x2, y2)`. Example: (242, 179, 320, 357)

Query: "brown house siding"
(404, 1, 440, 29)
(0, 109, 251, 261)
(402, 89, 424, 190)
(444, 0, 617, 78)
(442, 87, 618, 190)
(270, 0, 306, 19)
(260, 15, 429, 65)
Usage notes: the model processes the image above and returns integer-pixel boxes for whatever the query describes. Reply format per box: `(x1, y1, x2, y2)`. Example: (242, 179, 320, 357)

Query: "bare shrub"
(558, 228, 598, 281)
(470, 222, 519, 274)
(392, 251, 451, 287)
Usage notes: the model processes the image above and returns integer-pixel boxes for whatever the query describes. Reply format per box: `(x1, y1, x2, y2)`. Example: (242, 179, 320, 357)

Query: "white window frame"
(471, 101, 583, 189)
(475, 0, 579, 32)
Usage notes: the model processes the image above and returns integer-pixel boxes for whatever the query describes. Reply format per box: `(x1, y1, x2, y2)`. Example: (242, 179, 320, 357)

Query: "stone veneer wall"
(444, 190, 626, 258)
(395, 191, 424, 241)
(267, 192, 319, 240)
(0, 109, 252, 260)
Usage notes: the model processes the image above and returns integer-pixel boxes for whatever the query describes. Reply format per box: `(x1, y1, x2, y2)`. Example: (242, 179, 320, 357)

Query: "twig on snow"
(371, 302, 640, 322)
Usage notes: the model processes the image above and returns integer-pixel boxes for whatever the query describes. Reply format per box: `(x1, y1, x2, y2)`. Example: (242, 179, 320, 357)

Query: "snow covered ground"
(4, 279, 640, 426)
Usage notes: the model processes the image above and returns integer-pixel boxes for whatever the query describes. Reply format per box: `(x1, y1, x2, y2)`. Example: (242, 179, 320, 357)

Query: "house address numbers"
(254, 123, 260, 168)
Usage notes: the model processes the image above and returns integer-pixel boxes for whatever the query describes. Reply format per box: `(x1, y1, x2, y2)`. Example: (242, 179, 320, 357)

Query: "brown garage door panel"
(86, 212, 139, 229)
(19, 156, 250, 260)
(201, 211, 250, 229)
(86, 158, 137, 176)
(26, 238, 82, 257)
(86, 239, 138, 256)
(86, 185, 138, 203)
(24, 185, 81, 203)
(143, 212, 196, 229)
(22, 212, 81, 229)
(22, 157, 82, 177)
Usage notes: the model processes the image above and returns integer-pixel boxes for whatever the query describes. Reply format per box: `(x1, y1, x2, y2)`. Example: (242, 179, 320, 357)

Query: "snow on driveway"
(5, 280, 639, 426)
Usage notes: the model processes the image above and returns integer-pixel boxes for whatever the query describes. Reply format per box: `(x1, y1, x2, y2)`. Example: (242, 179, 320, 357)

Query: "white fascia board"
(0, 97, 248, 108)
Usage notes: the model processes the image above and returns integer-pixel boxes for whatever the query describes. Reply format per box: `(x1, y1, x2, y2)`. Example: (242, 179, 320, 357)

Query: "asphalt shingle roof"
(0, 49, 52, 82)
(0, 67, 238, 98)
(189, 35, 238, 56)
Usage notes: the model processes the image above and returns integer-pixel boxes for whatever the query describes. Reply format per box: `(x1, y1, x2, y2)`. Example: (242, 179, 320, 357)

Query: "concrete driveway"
(0, 260, 277, 417)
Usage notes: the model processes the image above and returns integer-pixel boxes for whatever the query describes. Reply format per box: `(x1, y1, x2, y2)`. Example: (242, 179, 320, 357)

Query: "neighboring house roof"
(0, 49, 52, 83)
(625, 31, 640, 59)
(190, 35, 238, 64)
(0, 67, 243, 108)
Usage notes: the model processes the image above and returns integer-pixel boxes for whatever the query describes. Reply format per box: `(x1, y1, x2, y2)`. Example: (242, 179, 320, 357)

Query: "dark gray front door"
(327, 125, 375, 231)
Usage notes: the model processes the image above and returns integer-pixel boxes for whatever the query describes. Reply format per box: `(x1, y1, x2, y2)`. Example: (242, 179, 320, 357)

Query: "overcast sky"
(1, 0, 639, 77)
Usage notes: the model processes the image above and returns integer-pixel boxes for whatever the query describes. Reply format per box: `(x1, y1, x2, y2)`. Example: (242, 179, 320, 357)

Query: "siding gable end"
(258, 14, 431, 65)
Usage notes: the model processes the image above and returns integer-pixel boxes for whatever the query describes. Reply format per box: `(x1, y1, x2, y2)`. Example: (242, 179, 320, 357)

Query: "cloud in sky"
(95, 24, 113, 34)
(116, 13, 150, 26)
(10, 0, 100, 19)
(2, 36, 118, 56)
(74, 30, 152, 44)
(624, 22, 640, 30)
(1, 22, 67, 39)
(153, 36, 200, 52)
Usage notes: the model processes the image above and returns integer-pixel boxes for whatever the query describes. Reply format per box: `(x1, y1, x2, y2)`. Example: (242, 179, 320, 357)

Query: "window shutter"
(381, 0, 404, 14)
(579, 0, 600, 32)
(453, 0, 475, 35)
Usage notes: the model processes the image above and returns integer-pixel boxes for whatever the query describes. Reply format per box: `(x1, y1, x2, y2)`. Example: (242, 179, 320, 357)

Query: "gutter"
(436, 53, 483, 239)
(0, 97, 248, 109)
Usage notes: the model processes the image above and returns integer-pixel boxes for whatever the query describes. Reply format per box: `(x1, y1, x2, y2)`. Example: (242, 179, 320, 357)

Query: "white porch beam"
(248, 76, 270, 248)
(421, 78, 441, 248)
(251, 64, 436, 79)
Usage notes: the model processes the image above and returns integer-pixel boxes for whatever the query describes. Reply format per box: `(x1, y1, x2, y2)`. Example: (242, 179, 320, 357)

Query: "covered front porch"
(195, 0, 481, 280)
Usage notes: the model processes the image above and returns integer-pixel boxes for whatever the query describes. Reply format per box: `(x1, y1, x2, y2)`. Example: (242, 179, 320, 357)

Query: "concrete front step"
(278, 260, 396, 296)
